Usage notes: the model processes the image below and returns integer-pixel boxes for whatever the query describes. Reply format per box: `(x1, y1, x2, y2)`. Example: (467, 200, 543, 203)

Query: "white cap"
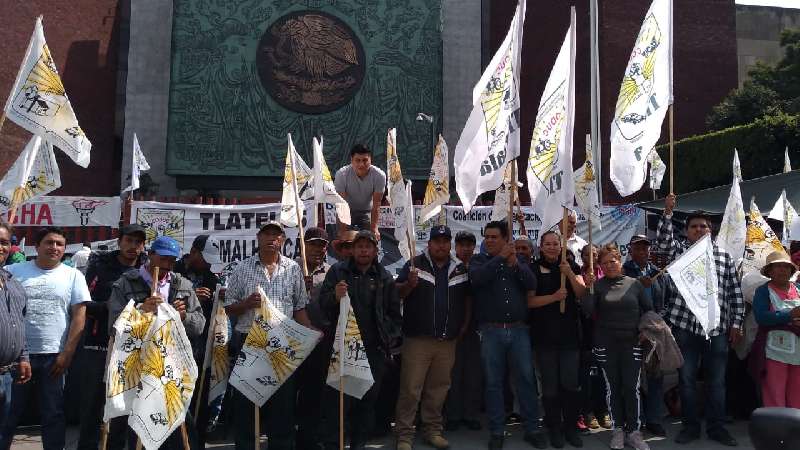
(201, 236, 223, 266)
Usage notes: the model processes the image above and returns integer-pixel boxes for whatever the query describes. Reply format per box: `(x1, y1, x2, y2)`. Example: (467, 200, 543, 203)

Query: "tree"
(707, 29, 800, 131)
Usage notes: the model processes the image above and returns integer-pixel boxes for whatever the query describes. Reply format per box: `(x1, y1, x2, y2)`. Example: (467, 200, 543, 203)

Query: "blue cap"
(150, 236, 181, 258)
(429, 225, 452, 240)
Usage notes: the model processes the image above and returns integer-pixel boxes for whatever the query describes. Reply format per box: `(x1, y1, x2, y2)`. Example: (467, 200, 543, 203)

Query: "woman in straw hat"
(751, 250, 800, 408)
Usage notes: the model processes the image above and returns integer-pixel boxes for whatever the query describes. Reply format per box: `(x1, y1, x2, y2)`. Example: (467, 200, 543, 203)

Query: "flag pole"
(289, 145, 309, 277)
(194, 292, 219, 419)
(255, 404, 260, 449)
(587, 215, 594, 295)
(99, 333, 115, 450)
(559, 207, 568, 314)
(669, 105, 675, 194)
(508, 161, 516, 238)
(151, 266, 160, 295)
(0, 113, 6, 136)
(339, 376, 344, 450)
(180, 423, 191, 450)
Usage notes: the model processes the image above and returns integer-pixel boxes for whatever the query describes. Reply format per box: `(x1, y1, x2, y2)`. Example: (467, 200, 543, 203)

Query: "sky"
(735, 0, 799, 8)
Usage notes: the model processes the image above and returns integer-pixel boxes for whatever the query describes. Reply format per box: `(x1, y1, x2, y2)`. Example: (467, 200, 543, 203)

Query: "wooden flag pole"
(559, 207, 568, 314)
(587, 215, 594, 295)
(255, 403, 261, 449)
(669, 105, 675, 194)
(339, 376, 345, 450)
(0, 112, 6, 136)
(508, 162, 516, 239)
(135, 439, 142, 450)
(99, 334, 115, 450)
(193, 295, 219, 419)
(99, 422, 109, 450)
(289, 147, 309, 277)
(151, 266, 160, 295)
(180, 423, 191, 450)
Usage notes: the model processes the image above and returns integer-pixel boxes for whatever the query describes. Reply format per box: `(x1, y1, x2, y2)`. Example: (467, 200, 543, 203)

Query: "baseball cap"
(352, 230, 378, 246)
(628, 234, 651, 246)
(120, 224, 147, 240)
(259, 220, 284, 234)
(150, 236, 181, 258)
(304, 227, 329, 243)
(199, 235, 223, 265)
(429, 225, 452, 240)
(454, 230, 476, 244)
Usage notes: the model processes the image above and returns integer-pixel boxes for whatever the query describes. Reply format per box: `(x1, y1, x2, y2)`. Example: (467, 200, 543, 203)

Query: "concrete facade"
(736, 4, 800, 86)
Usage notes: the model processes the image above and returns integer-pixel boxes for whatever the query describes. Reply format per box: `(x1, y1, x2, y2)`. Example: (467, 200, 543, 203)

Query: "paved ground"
(9, 419, 755, 449)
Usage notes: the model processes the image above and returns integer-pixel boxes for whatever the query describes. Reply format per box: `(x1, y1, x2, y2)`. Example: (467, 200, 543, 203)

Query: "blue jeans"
(0, 354, 65, 450)
(0, 372, 12, 428)
(673, 328, 728, 432)
(480, 325, 541, 436)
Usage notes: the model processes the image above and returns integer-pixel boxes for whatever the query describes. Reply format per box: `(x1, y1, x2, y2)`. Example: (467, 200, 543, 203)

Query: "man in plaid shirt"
(656, 194, 744, 447)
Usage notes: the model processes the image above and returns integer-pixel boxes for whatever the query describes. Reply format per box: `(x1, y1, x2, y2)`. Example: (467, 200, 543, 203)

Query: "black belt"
(0, 363, 16, 375)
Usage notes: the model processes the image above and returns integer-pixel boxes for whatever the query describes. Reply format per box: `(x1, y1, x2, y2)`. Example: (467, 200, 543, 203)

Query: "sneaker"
(425, 435, 450, 449)
(610, 428, 625, 450)
(577, 415, 588, 430)
(600, 414, 613, 429)
(464, 419, 482, 431)
(708, 428, 738, 447)
(488, 435, 504, 450)
(674, 427, 700, 444)
(524, 430, 548, 449)
(625, 430, 651, 450)
(587, 414, 600, 430)
(548, 429, 565, 449)
(564, 428, 583, 448)
(645, 422, 666, 437)
(397, 441, 413, 450)
(506, 413, 522, 425)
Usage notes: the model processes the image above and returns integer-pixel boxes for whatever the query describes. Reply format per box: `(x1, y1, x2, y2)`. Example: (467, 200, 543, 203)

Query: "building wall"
(488, 0, 739, 204)
(0, 1, 122, 197)
(736, 4, 800, 86)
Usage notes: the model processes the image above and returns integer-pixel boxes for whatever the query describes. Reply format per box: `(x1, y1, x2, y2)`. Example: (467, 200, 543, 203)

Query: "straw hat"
(761, 250, 799, 277)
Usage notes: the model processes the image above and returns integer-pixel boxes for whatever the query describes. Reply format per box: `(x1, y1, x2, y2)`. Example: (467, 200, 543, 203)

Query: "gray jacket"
(638, 310, 683, 373)
(107, 268, 205, 339)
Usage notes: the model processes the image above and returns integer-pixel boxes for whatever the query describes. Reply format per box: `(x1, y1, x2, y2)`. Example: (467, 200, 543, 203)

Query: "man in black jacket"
(76, 224, 146, 450)
(393, 226, 470, 450)
(318, 230, 402, 450)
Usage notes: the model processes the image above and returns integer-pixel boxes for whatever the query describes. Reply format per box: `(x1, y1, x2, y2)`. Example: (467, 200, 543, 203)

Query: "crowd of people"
(0, 144, 798, 450)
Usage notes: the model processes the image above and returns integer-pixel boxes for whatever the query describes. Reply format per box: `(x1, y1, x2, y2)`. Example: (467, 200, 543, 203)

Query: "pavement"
(9, 419, 756, 449)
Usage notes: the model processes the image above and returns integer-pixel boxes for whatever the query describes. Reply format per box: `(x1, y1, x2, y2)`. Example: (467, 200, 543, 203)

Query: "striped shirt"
(225, 254, 309, 333)
(656, 215, 745, 337)
(0, 268, 28, 367)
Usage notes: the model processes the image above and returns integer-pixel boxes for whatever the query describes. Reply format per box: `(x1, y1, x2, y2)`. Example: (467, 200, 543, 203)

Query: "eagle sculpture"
(272, 14, 359, 80)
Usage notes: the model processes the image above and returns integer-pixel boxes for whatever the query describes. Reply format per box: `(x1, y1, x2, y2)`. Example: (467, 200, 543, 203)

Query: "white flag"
(742, 200, 785, 275)
(386, 128, 415, 260)
(609, 0, 673, 196)
(4, 17, 92, 167)
(492, 160, 521, 222)
(128, 304, 197, 450)
(280, 134, 314, 228)
(229, 287, 321, 406)
(717, 150, 747, 261)
(647, 149, 666, 190)
(785, 147, 792, 173)
(0, 135, 60, 212)
(526, 7, 577, 234)
(124, 133, 150, 193)
(666, 234, 720, 338)
(574, 137, 601, 228)
(326, 294, 374, 399)
(454, 0, 526, 211)
(768, 190, 798, 247)
(204, 291, 230, 405)
(312, 137, 350, 225)
(418, 135, 449, 224)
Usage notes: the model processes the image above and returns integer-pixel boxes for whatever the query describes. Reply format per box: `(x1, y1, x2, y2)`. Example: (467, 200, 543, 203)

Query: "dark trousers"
(594, 342, 644, 432)
(673, 328, 729, 433)
(296, 337, 334, 450)
(76, 348, 128, 450)
(579, 349, 608, 418)
(319, 354, 386, 448)
(537, 348, 580, 432)
(445, 330, 483, 423)
(643, 373, 664, 425)
(0, 354, 65, 450)
(232, 377, 296, 450)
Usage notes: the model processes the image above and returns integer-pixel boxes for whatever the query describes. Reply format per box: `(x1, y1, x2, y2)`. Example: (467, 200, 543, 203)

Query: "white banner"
(666, 234, 720, 337)
(5, 196, 120, 227)
(327, 294, 374, 399)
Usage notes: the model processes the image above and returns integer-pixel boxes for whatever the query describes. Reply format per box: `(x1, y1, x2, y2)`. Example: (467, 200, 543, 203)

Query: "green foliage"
(655, 113, 800, 195)
(707, 29, 800, 131)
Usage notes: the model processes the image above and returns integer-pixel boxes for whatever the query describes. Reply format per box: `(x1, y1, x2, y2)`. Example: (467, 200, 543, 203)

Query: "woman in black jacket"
(528, 231, 587, 448)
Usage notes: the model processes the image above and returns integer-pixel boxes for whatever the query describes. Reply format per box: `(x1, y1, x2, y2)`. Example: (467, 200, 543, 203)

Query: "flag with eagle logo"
(742, 200, 785, 275)
(454, 0, 526, 212)
(280, 134, 315, 228)
(0, 135, 60, 213)
(717, 150, 746, 261)
(312, 137, 350, 224)
(229, 287, 321, 406)
(609, 0, 673, 196)
(418, 134, 449, 224)
(526, 7, 576, 233)
(327, 294, 374, 399)
(4, 17, 92, 167)
(573, 138, 601, 228)
(203, 292, 231, 406)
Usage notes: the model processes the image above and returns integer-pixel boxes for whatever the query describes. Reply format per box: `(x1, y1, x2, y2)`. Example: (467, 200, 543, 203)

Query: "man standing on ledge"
(334, 144, 386, 240)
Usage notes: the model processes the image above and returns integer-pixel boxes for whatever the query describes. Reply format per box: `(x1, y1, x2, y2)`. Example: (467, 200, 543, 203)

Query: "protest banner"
(6, 196, 120, 227)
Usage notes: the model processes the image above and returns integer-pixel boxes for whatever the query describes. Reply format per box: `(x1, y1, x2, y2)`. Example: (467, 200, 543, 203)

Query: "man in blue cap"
(394, 225, 471, 450)
(106, 235, 205, 449)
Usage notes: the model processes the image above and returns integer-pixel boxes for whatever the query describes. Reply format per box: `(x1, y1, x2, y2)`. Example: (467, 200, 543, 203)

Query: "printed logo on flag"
(478, 48, 519, 178)
(137, 208, 186, 248)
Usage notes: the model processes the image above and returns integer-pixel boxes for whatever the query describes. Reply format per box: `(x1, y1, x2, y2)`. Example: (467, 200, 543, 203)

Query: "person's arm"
(468, 254, 505, 287)
(562, 261, 587, 298)
(724, 253, 745, 330)
(223, 271, 258, 317)
(384, 278, 404, 346)
(319, 268, 342, 321)
(529, 290, 566, 308)
(656, 194, 679, 261)
(636, 279, 654, 313)
(293, 309, 315, 329)
(394, 261, 416, 298)
(51, 302, 86, 377)
(177, 284, 205, 337)
(82, 254, 107, 317)
(580, 285, 599, 317)
(753, 285, 792, 326)
(459, 295, 472, 339)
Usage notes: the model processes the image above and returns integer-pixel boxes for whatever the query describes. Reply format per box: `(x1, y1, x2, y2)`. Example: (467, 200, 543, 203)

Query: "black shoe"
(445, 419, 461, 431)
(488, 434, 504, 450)
(564, 429, 583, 448)
(674, 427, 701, 444)
(708, 428, 739, 447)
(524, 430, 548, 449)
(645, 422, 667, 437)
(548, 428, 565, 449)
(464, 419, 482, 431)
(506, 413, 522, 425)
